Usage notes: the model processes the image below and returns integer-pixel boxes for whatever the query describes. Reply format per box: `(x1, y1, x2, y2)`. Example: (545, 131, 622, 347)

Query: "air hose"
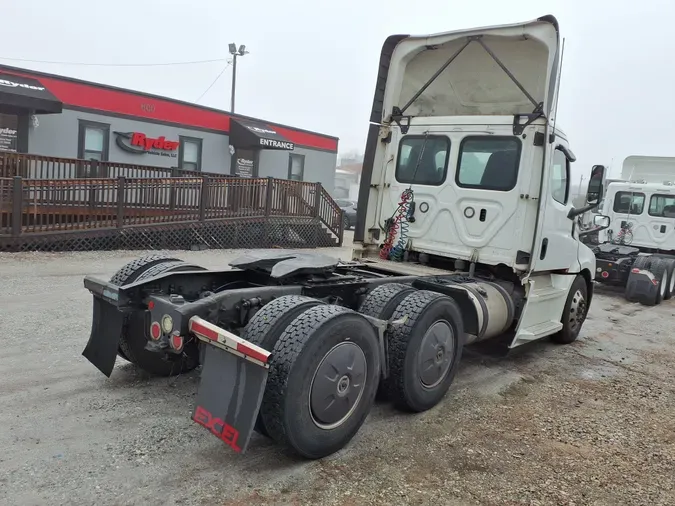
(379, 188, 413, 261)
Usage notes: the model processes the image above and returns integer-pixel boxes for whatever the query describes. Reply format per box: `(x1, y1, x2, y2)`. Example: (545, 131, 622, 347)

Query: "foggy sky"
(3, 0, 673, 182)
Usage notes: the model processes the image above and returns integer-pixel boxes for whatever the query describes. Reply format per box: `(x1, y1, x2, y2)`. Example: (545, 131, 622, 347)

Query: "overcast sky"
(2, 0, 673, 181)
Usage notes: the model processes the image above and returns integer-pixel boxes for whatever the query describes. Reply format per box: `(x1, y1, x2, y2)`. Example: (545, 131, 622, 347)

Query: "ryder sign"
(114, 131, 179, 158)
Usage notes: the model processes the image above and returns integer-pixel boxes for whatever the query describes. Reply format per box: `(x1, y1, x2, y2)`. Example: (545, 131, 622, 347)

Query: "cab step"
(510, 321, 563, 347)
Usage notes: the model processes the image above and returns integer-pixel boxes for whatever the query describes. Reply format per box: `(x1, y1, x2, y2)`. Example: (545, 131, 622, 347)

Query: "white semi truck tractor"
(81, 15, 608, 459)
(592, 155, 675, 305)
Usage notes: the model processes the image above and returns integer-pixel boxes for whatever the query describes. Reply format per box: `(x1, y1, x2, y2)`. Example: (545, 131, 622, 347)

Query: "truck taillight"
(601, 271, 609, 278)
(150, 321, 162, 340)
(170, 333, 184, 351)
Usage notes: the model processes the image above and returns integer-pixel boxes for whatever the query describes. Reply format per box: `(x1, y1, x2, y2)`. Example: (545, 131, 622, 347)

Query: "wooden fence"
(0, 154, 344, 251)
(0, 151, 228, 180)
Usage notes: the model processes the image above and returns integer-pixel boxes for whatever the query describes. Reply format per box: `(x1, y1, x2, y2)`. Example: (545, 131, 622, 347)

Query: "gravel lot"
(1, 232, 674, 506)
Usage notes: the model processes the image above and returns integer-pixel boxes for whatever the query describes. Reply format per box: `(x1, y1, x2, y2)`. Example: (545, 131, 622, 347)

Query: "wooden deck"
(0, 154, 343, 251)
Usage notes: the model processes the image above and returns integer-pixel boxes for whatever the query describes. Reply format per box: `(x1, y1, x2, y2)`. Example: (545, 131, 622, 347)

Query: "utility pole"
(228, 43, 249, 114)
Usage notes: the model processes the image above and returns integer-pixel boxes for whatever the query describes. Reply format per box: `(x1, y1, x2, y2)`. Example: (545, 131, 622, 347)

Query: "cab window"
(648, 194, 675, 217)
(613, 191, 645, 214)
(395, 135, 450, 186)
(551, 149, 570, 204)
(456, 136, 521, 191)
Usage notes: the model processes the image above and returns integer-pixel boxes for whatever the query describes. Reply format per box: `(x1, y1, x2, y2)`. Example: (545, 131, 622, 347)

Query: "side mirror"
(578, 213, 611, 237)
(586, 164, 605, 205)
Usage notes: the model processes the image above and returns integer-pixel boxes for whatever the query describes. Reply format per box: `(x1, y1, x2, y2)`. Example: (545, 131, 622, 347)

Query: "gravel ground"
(1, 231, 674, 506)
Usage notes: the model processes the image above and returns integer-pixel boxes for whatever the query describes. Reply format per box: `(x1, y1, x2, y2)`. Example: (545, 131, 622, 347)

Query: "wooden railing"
(0, 151, 230, 180)
(0, 175, 344, 241)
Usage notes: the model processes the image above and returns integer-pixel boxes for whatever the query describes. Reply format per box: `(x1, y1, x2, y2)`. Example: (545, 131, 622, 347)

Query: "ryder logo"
(114, 131, 179, 157)
(193, 405, 241, 452)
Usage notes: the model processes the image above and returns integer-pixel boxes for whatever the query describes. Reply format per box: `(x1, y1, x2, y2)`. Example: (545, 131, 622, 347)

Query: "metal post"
(199, 177, 209, 222)
(11, 176, 22, 237)
(313, 182, 322, 247)
(230, 54, 237, 113)
(264, 177, 274, 216)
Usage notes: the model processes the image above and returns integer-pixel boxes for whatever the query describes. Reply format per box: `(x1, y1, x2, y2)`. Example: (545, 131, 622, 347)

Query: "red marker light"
(150, 321, 162, 340)
(148, 300, 155, 310)
(601, 271, 609, 278)
(170, 334, 184, 351)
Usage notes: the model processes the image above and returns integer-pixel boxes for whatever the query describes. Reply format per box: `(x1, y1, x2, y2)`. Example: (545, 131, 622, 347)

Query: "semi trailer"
(591, 156, 675, 305)
(82, 15, 609, 459)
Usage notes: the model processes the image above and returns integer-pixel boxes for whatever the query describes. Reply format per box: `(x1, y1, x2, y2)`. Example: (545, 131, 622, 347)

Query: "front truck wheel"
(551, 275, 588, 344)
(240, 295, 325, 437)
(387, 290, 464, 413)
(260, 305, 380, 459)
(108, 255, 206, 376)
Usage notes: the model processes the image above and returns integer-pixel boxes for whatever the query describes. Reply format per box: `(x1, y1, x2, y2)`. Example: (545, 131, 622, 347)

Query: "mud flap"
(82, 296, 126, 377)
(625, 269, 659, 305)
(192, 344, 269, 454)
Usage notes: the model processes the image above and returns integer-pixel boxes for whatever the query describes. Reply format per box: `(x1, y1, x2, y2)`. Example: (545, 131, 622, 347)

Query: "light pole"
(228, 43, 249, 113)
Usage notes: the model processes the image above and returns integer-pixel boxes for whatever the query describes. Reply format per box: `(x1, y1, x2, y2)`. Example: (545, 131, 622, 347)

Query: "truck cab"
(599, 156, 675, 252)
(353, 15, 604, 347)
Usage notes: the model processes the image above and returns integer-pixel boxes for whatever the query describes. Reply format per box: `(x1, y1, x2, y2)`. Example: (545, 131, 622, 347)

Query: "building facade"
(0, 65, 338, 192)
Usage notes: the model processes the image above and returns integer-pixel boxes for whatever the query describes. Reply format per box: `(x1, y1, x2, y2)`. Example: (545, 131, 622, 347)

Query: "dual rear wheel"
(243, 287, 464, 458)
(626, 256, 675, 305)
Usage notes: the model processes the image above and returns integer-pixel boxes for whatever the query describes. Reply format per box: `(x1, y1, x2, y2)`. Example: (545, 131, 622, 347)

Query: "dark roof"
(0, 71, 62, 114)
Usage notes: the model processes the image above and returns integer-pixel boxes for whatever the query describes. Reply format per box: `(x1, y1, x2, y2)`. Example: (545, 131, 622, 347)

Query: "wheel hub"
(569, 290, 586, 331)
(418, 320, 455, 389)
(309, 342, 367, 429)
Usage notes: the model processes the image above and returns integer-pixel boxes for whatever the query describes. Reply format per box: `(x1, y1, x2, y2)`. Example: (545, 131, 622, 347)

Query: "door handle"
(540, 238, 548, 260)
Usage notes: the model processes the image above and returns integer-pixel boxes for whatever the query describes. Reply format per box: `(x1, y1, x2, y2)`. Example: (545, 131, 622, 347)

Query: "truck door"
(531, 146, 579, 272)
(645, 192, 675, 250)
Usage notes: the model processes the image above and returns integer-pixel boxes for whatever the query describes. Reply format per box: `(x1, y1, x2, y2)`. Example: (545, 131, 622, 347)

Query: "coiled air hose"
(379, 188, 413, 261)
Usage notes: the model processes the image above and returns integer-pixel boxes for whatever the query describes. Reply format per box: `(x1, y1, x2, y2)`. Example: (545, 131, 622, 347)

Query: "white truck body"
(599, 156, 675, 251)
(353, 15, 599, 348)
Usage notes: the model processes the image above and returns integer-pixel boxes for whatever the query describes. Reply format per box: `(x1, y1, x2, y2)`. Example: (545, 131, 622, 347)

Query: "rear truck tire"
(240, 295, 325, 437)
(386, 290, 464, 413)
(260, 305, 380, 459)
(109, 254, 181, 286)
(551, 275, 588, 345)
(648, 258, 669, 306)
(661, 258, 675, 300)
(109, 255, 182, 361)
(109, 256, 206, 376)
(357, 283, 417, 400)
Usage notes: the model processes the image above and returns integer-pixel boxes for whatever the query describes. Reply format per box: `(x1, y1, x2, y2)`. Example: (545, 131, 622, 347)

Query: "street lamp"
(228, 43, 249, 113)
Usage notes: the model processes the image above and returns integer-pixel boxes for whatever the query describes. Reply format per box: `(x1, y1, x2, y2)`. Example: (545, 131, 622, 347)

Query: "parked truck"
(82, 15, 609, 459)
(591, 155, 675, 305)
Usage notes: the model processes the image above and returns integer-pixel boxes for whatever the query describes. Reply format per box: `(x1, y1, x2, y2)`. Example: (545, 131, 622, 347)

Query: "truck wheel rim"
(309, 342, 367, 430)
(418, 320, 455, 388)
(662, 271, 668, 296)
(670, 273, 675, 293)
(569, 290, 586, 331)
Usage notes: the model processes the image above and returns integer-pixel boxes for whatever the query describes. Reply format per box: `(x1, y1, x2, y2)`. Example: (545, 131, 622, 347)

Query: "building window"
(648, 194, 675, 217)
(613, 191, 645, 214)
(551, 148, 570, 205)
(288, 153, 305, 181)
(456, 137, 521, 192)
(78, 120, 109, 161)
(395, 135, 450, 186)
(179, 136, 202, 171)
